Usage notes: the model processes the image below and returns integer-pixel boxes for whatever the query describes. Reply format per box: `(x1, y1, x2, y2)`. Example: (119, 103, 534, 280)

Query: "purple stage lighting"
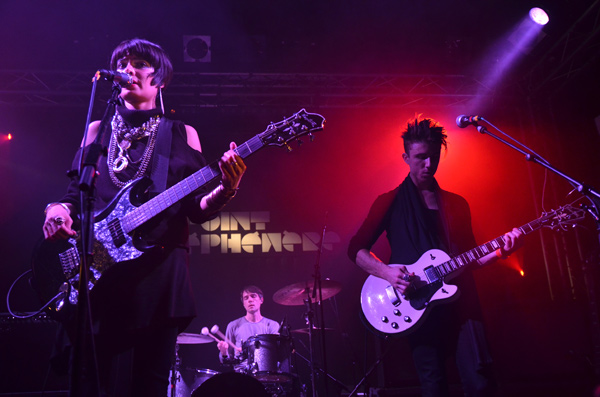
(529, 7, 549, 26)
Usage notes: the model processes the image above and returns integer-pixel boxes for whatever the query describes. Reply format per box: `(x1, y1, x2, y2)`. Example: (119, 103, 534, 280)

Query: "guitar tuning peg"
(297, 138, 303, 146)
(284, 142, 292, 152)
(308, 133, 314, 142)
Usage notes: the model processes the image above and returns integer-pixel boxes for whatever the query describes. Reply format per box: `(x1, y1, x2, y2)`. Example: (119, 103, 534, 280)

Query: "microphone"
(456, 115, 483, 128)
(95, 69, 134, 86)
(278, 315, 288, 334)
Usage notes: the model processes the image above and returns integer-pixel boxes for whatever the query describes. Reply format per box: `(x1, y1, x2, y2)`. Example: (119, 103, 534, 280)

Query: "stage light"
(529, 7, 549, 26)
(470, 6, 549, 108)
(519, 269, 525, 277)
(1, 133, 12, 143)
(183, 35, 211, 63)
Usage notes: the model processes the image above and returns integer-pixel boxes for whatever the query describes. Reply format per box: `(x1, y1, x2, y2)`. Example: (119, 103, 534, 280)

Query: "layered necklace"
(107, 110, 161, 188)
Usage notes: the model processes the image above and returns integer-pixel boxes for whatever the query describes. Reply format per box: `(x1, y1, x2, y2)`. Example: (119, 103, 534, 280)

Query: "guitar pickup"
(386, 285, 401, 306)
(424, 266, 440, 283)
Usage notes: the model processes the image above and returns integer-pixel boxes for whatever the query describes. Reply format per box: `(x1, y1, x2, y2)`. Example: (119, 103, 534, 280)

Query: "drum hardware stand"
(303, 296, 318, 397)
(272, 214, 342, 396)
(306, 212, 331, 396)
(294, 350, 350, 393)
(169, 343, 182, 397)
(348, 341, 392, 397)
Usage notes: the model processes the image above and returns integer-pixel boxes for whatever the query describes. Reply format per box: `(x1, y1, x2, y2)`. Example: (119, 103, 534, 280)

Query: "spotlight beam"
(529, 7, 549, 26)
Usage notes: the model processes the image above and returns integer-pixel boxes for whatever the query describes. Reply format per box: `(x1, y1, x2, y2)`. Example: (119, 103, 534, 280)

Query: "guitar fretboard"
(121, 135, 265, 233)
(425, 215, 550, 282)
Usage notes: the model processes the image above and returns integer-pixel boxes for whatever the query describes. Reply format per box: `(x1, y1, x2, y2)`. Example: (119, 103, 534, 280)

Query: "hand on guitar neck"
(477, 227, 524, 266)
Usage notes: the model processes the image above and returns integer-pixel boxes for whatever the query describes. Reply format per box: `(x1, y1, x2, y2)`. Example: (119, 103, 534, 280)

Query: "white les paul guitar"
(360, 205, 585, 336)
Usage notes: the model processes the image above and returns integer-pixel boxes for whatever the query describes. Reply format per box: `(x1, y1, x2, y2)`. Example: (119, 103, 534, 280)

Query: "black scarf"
(387, 175, 449, 265)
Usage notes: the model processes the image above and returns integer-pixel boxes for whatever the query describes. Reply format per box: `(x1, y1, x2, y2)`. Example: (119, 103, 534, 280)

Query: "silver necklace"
(107, 112, 161, 187)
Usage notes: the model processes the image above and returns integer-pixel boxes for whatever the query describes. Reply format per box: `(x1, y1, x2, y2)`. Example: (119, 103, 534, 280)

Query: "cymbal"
(273, 280, 342, 306)
(291, 327, 335, 334)
(176, 332, 214, 344)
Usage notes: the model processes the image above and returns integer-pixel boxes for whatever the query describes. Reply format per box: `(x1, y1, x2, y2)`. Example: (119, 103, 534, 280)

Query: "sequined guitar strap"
(148, 117, 173, 195)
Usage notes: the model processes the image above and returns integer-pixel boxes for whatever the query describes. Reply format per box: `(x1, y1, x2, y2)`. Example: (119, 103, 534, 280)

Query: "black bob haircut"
(110, 38, 173, 88)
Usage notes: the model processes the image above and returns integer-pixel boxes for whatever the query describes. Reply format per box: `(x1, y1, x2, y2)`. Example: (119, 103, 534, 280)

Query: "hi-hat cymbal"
(176, 332, 214, 344)
(291, 327, 335, 334)
(273, 280, 342, 306)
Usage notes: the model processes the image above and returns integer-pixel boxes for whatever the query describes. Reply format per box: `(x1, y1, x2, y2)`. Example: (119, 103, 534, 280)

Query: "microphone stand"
(474, 121, 600, 228)
(308, 213, 330, 396)
(69, 79, 120, 396)
(474, 118, 600, 381)
(303, 295, 317, 397)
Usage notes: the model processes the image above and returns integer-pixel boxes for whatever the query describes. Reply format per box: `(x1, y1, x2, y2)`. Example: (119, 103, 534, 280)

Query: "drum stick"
(201, 327, 221, 343)
(210, 325, 242, 352)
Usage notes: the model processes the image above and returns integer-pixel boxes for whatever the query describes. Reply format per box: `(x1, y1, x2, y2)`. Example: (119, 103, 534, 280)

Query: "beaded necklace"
(107, 111, 161, 188)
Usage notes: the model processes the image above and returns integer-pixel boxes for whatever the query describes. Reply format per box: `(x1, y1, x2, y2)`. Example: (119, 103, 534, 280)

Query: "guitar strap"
(435, 189, 454, 256)
(148, 117, 173, 194)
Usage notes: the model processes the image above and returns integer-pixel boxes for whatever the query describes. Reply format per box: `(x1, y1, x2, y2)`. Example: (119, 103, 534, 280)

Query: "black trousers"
(408, 308, 495, 397)
(94, 324, 179, 397)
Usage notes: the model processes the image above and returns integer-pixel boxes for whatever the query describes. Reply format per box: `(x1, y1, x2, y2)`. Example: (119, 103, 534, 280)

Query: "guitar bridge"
(58, 246, 80, 278)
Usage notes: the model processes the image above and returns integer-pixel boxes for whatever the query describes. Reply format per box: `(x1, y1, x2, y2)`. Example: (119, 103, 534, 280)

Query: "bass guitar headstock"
(259, 109, 325, 151)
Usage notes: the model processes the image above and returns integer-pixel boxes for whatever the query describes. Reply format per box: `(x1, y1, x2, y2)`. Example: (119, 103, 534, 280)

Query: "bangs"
(109, 38, 173, 87)
(111, 41, 161, 69)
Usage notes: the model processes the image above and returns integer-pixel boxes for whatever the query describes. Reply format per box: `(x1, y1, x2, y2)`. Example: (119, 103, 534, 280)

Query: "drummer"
(217, 285, 280, 372)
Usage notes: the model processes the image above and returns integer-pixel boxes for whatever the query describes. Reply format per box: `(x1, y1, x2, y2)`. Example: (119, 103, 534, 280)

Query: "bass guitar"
(360, 205, 585, 336)
(31, 109, 325, 319)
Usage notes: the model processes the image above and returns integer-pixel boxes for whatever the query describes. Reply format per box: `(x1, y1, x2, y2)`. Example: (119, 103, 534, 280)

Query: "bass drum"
(191, 372, 269, 397)
(168, 367, 219, 397)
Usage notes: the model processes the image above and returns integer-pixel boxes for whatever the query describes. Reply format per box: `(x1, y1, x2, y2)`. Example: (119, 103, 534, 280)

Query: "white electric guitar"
(360, 205, 585, 336)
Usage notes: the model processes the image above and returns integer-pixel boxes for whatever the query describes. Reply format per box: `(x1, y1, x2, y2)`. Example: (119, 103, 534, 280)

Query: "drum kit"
(168, 279, 342, 397)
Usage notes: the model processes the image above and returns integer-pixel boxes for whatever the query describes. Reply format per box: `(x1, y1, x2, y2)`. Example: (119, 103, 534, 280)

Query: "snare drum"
(243, 334, 293, 383)
(168, 367, 219, 397)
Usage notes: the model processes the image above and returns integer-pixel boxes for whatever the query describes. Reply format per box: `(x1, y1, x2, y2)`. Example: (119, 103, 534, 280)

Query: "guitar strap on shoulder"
(149, 117, 174, 194)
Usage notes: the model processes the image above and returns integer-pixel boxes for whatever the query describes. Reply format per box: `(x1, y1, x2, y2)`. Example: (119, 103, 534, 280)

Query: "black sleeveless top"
(60, 106, 210, 331)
